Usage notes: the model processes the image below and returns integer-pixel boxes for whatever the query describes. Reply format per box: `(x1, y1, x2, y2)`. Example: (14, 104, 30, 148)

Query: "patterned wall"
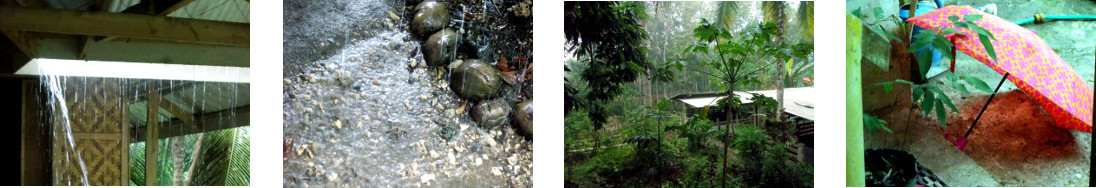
(50, 77, 128, 186)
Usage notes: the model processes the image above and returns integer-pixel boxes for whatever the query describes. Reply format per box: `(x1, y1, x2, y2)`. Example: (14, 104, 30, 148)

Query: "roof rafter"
(1, 6, 249, 47)
(131, 106, 249, 143)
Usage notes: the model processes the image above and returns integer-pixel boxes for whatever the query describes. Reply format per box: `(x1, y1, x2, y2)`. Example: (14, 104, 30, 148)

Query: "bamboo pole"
(846, 14, 866, 187)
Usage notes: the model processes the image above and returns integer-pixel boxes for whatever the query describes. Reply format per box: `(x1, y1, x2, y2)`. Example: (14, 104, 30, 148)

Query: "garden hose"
(1014, 14, 1096, 25)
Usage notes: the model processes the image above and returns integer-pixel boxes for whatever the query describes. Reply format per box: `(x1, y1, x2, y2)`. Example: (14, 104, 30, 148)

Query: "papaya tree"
(677, 19, 811, 187)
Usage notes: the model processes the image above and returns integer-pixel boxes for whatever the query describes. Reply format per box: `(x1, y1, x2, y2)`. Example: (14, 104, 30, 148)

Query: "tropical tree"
(564, 1, 677, 155)
(678, 19, 811, 187)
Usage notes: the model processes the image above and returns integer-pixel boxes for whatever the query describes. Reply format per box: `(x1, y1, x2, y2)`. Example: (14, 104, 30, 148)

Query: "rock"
(513, 99, 533, 138)
(508, 0, 532, 18)
(412, 1, 449, 36)
(387, 11, 400, 21)
(423, 29, 459, 66)
(471, 98, 512, 128)
(449, 59, 501, 100)
(420, 173, 435, 184)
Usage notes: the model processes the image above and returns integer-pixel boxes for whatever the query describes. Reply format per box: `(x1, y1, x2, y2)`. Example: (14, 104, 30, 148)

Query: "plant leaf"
(970, 25, 997, 42)
(963, 76, 995, 93)
(940, 93, 959, 112)
(978, 34, 998, 63)
(917, 51, 933, 79)
(939, 28, 962, 36)
(963, 14, 983, 22)
(895, 79, 915, 85)
(912, 85, 924, 102)
(908, 32, 935, 53)
(935, 97, 947, 126)
(932, 35, 955, 61)
(880, 26, 903, 42)
(852, 7, 863, 18)
(921, 89, 935, 116)
(873, 7, 885, 20)
(952, 80, 971, 95)
(948, 15, 960, 22)
(876, 81, 894, 92)
(785, 58, 794, 75)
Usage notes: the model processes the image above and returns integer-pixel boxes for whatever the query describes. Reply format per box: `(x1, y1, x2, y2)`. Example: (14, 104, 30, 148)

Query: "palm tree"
(129, 126, 250, 186)
(762, 1, 787, 124)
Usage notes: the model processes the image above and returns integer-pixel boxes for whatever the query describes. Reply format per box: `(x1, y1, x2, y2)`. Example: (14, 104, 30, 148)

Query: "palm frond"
(795, 2, 814, 41)
(227, 126, 251, 186)
(129, 126, 250, 186)
(714, 1, 743, 31)
(188, 128, 236, 186)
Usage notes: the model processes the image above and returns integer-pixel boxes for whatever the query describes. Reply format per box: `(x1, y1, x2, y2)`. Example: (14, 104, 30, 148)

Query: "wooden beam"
(78, 36, 93, 59)
(131, 106, 249, 143)
(144, 83, 159, 186)
(33, 37, 250, 68)
(129, 81, 196, 101)
(0, 6, 249, 47)
(1, 29, 38, 58)
(78, 0, 112, 60)
(158, 100, 196, 126)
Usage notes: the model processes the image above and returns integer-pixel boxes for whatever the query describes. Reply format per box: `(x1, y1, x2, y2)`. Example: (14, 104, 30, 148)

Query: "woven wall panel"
(51, 77, 128, 186)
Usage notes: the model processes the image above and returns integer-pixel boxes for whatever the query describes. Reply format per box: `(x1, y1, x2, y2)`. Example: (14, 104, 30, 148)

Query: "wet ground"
(282, 0, 533, 187)
(864, 0, 1095, 186)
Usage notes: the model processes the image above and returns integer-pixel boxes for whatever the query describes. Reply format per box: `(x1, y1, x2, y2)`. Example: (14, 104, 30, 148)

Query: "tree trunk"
(184, 133, 206, 185)
(721, 83, 736, 188)
(777, 59, 785, 122)
(592, 130, 600, 157)
(172, 137, 185, 185)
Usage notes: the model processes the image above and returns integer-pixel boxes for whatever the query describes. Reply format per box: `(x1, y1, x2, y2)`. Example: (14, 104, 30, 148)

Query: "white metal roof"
(676, 87, 815, 120)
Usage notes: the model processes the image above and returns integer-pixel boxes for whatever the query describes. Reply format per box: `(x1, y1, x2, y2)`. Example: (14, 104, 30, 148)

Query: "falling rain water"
(34, 63, 250, 186)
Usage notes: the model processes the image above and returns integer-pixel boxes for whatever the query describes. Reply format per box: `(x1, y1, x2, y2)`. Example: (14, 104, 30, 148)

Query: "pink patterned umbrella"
(907, 5, 1093, 133)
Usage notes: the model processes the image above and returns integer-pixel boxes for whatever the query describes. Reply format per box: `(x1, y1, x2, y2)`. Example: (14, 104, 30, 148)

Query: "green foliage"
(876, 69, 993, 127)
(227, 127, 250, 186)
(566, 2, 814, 187)
(732, 126, 813, 188)
(128, 127, 250, 186)
(189, 128, 237, 186)
(863, 113, 892, 135)
(564, 1, 652, 130)
(684, 19, 812, 94)
(856, 5, 999, 128)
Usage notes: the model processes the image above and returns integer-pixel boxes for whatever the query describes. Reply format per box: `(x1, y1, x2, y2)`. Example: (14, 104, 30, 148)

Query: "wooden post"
(145, 83, 159, 185)
(121, 89, 130, 186)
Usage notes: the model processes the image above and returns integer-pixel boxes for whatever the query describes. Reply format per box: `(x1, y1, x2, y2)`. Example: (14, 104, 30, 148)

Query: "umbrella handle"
(963, 72, 1011, 138)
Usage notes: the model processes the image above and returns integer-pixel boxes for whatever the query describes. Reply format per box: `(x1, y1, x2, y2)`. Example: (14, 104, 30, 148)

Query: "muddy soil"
(866, 90, 1090, 186)
(944, 91, 1090, 186)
